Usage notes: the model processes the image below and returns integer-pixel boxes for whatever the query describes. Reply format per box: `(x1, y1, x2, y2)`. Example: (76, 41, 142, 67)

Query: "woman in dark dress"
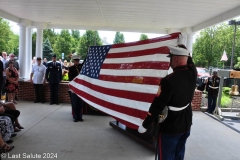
(5, 61, 19, 104)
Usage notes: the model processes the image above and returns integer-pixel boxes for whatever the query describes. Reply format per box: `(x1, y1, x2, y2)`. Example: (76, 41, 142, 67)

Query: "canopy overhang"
(1, 0, 240, 34)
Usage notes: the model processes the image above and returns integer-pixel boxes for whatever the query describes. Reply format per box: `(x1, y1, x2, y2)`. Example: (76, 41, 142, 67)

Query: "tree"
(0, 18, 19, 55)
(77, 30, 102, 59)
(193, 23, 236, 68)
(53, 29, 74, 60)
(71, 30, 80, 53)
(113, 32, 125, 44)
(32, 31, 36, 57)
(42, 38, 53, 61)
(139, 34, 148, 40)
(32, 29, 58, 58)
(43, 29, 58, 48)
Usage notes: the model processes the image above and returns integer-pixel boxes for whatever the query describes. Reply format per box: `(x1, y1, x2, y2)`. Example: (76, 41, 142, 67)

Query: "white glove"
(138, 125, 147, 133)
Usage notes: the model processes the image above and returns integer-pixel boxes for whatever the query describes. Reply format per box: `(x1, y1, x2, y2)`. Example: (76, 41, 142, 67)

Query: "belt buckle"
(159, 115, 165, 118)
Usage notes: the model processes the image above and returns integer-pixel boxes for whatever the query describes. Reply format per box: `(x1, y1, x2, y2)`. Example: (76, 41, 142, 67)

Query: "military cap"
(167, 46, 189, 57)
(72, 55, 81, 60)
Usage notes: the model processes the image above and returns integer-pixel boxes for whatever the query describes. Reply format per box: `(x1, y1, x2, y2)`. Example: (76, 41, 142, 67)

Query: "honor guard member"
(206, 71, 220, 114)
(45, 54, 62, 105)
(68, 55, 84, 122)
(138, 45, 197, 160)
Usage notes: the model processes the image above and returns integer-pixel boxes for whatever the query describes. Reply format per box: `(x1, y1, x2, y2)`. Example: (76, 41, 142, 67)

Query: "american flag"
(69, 32, 181, 129)
(221, 50, 228, 61)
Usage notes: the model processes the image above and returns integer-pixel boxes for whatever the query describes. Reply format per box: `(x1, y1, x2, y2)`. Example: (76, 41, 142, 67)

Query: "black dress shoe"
(34, 100, 39, 103)
(41, 101, 45, 103)
(11, 134, 17, 137)
(78, 119, 84, 122)
(56, 103, 59, 105)
(6, 140, 13, 144)
(50, 102, 53, 105)
(73, 119, 78, 122)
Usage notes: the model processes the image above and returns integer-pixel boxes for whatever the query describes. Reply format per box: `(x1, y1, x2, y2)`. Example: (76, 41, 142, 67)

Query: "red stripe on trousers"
(159, 133, 163, 160)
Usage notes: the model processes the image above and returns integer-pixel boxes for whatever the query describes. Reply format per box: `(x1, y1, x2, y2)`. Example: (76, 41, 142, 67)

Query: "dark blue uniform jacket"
(143, 57, 197, 134)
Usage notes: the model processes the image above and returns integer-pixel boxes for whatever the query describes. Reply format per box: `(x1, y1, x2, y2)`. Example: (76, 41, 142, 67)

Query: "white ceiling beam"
(48, 24, 167, 34)
(0, 9, 20, 23)
(193, 5, 240, 32)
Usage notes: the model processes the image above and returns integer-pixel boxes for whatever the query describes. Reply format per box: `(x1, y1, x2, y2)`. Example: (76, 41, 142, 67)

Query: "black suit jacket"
(45, 61, 62, 83)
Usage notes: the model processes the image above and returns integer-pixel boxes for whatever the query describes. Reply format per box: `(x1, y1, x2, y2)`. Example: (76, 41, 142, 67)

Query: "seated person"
(0, 134, 14, 153)
(0, 103, 22, 132)
(0, 116, 14, 143)
(1, 102, 23, 130)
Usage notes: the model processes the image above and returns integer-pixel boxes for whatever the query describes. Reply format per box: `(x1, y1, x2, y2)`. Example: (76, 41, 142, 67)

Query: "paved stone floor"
(2, 101, 240, 160)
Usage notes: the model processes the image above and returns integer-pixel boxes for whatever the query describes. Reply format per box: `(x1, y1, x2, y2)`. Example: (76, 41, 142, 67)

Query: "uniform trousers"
(207, 95, 217, 113)
(157, 131, 190, 160)
(49, 83, 59, 103)
(34, 84, 44, 102)
(71, 92, 83, 120)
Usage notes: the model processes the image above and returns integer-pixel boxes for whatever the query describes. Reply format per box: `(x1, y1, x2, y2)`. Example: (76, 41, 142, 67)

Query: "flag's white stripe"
(104, 53, 170, 64)
(100, 69, 168, 78)
(80, 95, 143, 126)
(73, 75, 159, 94)
(71, 81, 151, 112)
(109, 39, 178, 54)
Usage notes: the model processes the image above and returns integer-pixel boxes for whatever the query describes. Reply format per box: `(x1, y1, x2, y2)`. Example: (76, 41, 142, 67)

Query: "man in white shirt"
(1, 52, 8, 100)
(30, 57, 46, 103)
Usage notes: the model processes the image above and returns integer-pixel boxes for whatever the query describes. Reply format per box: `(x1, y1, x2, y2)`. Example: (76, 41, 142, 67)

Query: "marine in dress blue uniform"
(206, 71, 220, 114)
(68, 55, 84, 122)
(45, 54, 62, 105)
(138, 45, 197, 160)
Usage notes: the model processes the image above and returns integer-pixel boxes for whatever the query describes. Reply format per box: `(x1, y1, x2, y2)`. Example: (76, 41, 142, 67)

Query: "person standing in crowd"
(206, 71, 220, 114)
(0, 58, 3, 101)
(32, 57, 36, 67)
(68, 55, 84, 122)
(6, 53, 19, 73)
(1, 52, 8, 100)
(6, 53, 19, 102)
(62, 60, 69, 81)
(30, 57, 46, 103)
(43, 58, 48, 67)
(138, 45, 197, 160)
(59, 59, 63, 68)
(45, 54, 62, 105)
(5, 61, 19, 104)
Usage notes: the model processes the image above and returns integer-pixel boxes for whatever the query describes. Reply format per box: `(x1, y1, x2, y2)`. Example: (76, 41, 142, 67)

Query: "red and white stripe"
(69, 32, 181, 129)
(221, 50, 228, 61)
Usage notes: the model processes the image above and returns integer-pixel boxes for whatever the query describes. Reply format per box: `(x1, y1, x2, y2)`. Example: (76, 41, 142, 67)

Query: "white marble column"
(186, 33, 194, 56)
(25, 26, 32, 80)
(36, 28, 43, 59)
(18, 24, 27, 79)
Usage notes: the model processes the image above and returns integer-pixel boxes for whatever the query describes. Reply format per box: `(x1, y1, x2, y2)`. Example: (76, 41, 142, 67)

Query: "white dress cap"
(72, 55, 81, 60)
(167, 46, 189, 57)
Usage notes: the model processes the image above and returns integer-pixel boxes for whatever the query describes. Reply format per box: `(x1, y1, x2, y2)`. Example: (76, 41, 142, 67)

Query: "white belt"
(168, 103, 189, 111)
(209, 85, 218, 89)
